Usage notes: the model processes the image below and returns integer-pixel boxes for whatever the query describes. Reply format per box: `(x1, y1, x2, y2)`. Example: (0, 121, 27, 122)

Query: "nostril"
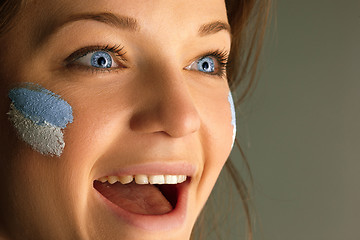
(129, 107, 164, 133)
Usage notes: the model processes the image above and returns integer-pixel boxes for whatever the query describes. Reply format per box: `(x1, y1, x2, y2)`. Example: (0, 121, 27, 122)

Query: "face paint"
(7, 83, 73, 156)
(228, 91, 236, 148)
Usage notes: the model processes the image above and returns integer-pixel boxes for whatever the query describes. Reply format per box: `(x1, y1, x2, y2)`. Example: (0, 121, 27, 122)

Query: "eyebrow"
(198, 21, 231, 37)
(67, 12, 139, 31)
(35, 12, 139, 47)
(36, 12, 230, 47)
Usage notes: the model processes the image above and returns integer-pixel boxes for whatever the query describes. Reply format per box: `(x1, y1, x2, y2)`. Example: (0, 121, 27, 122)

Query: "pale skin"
(0, 0, 233, 239)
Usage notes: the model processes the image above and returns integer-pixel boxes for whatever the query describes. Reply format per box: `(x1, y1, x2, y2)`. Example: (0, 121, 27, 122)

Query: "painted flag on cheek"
(7, 83, 73, 156)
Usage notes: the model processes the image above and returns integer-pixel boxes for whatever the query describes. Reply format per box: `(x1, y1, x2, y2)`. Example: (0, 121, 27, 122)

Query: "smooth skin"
(0, 0, 233, 239)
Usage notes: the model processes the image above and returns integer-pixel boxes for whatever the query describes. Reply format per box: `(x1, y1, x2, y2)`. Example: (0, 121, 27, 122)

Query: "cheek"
(199, 90, 236, 172)
(7, 83, 73, 157)
(62, 88, 128, 157)
(193, 90, 236, 205)
(206, 90, 236, 155)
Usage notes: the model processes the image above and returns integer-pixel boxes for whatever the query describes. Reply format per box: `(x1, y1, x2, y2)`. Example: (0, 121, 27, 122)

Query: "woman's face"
(0, 0, 234, 239)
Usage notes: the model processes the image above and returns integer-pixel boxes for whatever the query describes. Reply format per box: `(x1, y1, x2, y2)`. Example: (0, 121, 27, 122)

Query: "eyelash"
(199, 49, 229, 78)
(65, 44, 127, 73)
(64, 45, 229, 77)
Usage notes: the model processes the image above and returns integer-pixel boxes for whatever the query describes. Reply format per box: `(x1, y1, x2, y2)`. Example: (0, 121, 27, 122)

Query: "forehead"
(18, 0, 229, 49)
(40, 0, 228, 18)
(26, 0, 228, 32)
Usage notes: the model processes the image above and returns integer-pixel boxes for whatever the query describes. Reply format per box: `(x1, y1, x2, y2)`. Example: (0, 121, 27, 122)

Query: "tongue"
(94, 181, 173, 215)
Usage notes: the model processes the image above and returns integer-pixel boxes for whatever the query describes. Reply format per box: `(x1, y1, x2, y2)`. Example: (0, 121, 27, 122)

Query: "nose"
(129, 70, 201, 138)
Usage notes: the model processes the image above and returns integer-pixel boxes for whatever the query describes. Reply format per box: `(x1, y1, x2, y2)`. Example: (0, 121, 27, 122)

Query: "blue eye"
(197, 56, 215, 73)
(185, 52, 227, 77)
(91, 51, 112, 68)
(75, 51, 119, 69)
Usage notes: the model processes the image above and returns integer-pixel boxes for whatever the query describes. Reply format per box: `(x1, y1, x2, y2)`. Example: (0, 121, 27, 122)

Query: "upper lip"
(93, 162, 197, 180)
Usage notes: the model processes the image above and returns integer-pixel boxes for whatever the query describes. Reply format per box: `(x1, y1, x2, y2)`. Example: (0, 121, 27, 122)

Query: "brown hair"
(228, 0, 272, 234)
(192, 0, 271, 239)
(0, 0, 23, 35)
(0, 0, 271, 239)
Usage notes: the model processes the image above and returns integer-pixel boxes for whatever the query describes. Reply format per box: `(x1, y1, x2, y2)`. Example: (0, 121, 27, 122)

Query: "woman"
(0, 0, 270, 239)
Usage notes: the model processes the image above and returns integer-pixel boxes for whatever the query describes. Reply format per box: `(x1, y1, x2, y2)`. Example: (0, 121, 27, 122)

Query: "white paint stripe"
(228, 91, 237, 149)
(8, 103, 65, 156)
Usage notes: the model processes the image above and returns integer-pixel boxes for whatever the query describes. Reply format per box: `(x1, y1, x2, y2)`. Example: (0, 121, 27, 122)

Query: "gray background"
(234, 0, 360, 239)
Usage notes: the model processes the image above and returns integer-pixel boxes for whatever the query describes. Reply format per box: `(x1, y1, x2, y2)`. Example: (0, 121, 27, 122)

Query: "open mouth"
(93, 175, 189, 215)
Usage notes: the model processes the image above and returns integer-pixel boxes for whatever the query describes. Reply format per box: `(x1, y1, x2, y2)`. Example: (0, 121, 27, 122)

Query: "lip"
(92, 162, 195, 231)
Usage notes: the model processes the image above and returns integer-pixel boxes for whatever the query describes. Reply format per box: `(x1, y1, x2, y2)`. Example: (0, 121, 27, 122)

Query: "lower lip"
(94, 180, 190, 231)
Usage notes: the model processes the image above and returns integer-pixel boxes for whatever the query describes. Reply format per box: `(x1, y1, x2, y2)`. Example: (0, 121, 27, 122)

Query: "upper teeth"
(98, 174, 187, 185)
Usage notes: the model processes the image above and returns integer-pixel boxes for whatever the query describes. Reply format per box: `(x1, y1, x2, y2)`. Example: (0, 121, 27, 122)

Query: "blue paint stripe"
(8, 83, 73, 128)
